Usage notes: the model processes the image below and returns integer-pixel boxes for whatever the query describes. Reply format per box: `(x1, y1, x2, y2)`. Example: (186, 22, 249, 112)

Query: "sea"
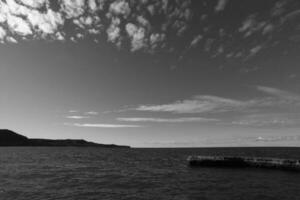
(0, 147, 300, 200)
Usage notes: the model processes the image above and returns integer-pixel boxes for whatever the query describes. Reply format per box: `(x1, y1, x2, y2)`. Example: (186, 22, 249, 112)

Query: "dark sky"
(1, 0, 300, 147)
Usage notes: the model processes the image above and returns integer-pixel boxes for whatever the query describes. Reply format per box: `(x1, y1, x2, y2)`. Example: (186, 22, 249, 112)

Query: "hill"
(0, 129, 130, 148)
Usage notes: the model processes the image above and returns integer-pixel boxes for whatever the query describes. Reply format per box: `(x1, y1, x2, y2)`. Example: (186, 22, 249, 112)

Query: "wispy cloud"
(64, 123, 141, 128)
(255, 135, 300, 142)
(68, 110, 79, 113)
(190, 34, 203, 48)
(256, 86, 300, 100)
(117, 117, 219, 123)
(85, 111, 99, 115)
(133, 86, 300, 115)
(125, 86, 300, 127)
(135, 95, 243, 114)
(231, 113, 300, 127)
(215, 0, 228, 12)
(66, 116, 90, 119)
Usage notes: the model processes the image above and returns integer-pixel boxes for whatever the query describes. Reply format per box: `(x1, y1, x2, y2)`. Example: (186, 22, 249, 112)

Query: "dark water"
(0, 147, 300, 200)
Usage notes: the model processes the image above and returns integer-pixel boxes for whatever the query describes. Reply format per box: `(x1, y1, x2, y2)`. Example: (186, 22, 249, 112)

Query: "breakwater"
(188, 155, 300, 171)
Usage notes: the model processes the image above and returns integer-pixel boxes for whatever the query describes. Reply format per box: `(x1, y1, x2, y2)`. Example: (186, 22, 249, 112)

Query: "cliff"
(0, 129, 130, 148)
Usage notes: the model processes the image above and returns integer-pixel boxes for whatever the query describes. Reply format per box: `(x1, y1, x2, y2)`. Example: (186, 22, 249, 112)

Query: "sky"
(1, 0, 300, 147)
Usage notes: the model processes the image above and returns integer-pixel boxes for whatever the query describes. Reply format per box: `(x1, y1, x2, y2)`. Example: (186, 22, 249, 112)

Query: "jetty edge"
(187, 155, 300, 171)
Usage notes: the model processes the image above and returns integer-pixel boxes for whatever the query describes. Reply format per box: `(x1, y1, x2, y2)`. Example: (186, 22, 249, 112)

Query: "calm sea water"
(0, 147, 300, 200)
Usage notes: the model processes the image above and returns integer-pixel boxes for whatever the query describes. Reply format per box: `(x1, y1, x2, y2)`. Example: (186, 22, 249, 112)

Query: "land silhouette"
(0, 129, 130, 148)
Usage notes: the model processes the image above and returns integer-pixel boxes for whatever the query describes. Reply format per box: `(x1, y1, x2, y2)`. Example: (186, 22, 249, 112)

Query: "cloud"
(255, 135, 300, 142)
(244, 45, 263, 60)
(19, 0, 48, 9)
(238, 15, 268, 38)
(129, 86, 300, 128)
(0, 0, 63, 39)
(262, 24, 274, 35)
(66, 116, 90, 119)
(6, 36, 17, 43)
(107, 17, 121, 45)
(0, 0, 191, 52)
(0, 26, 7, 40)
(0, 0, 297, 57)
(135, 95, 243, 114)
(27, 9, 64, 34)
(228, 86, 300, 127)
(231, 114, 297, 127)
(7, 15, 32, 36)
(109, 0, 131, 17)
(88, 0, 97, 12)
(117, 117, 219, 123)
(60, 0, 85, 19)
(64, 123, 141, 128)
(256, 86, 300, 101)
(68, 110, 78, 113)
(149, 33, 165, 50)
(215, 0, 228, 12)
(125, 23, 147, 51)
(85, 111, 99, 115)
(190, 34, 203, 48)
(281, 9, 300, 23)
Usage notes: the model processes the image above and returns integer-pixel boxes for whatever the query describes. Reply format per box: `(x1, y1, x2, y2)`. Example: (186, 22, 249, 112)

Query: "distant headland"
(0, 129, 130, 148)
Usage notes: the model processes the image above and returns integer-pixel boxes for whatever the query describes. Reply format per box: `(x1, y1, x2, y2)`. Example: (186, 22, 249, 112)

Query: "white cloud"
(109, 0, 131, 17)
(55, 32, 65, 40)
(255, 135, 300, 142)
(117, 117, 219, 123)
(262, 24, 274, 35)
(60, 0, 85, 18)
(239, 15, 271, 38)
(0, 0, 63, 38)
(125, 23, 147, 51)
(66, 116, 90, 119)
(0, 2, 8, 23)
(6, 36, 17, 43)
(256, 86, 300, 100)
(282, 9, 300, 23)
(137, 15, 150, 28)
(190, 34, 203, 48)
(245, 45, 263, 59)
(88, 0, 97, 12)
(6, 0, 29, 16)
(147, 4, 155, 16)
(7, 15, 32, 36)
(65, 123, 141, 128)
(85, 111, 99, 115)
(28, 9, 64, 34)
(125, 23, 137, 36)
(132, 86, 300, 116)
(149, 33, 165, 50)
(136, 95, 243, 114)
(69, 110, 78, 113)
(215, 0, 228, 12)
(0, 26, 7, 40)
(232, 113, 300, 127)
(19, 0, 48, 8)
(107, 17, 121, 44)
(74, 16, 94, 28)
(239, 15, 256, 33)
(0, 0, 296, 56)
